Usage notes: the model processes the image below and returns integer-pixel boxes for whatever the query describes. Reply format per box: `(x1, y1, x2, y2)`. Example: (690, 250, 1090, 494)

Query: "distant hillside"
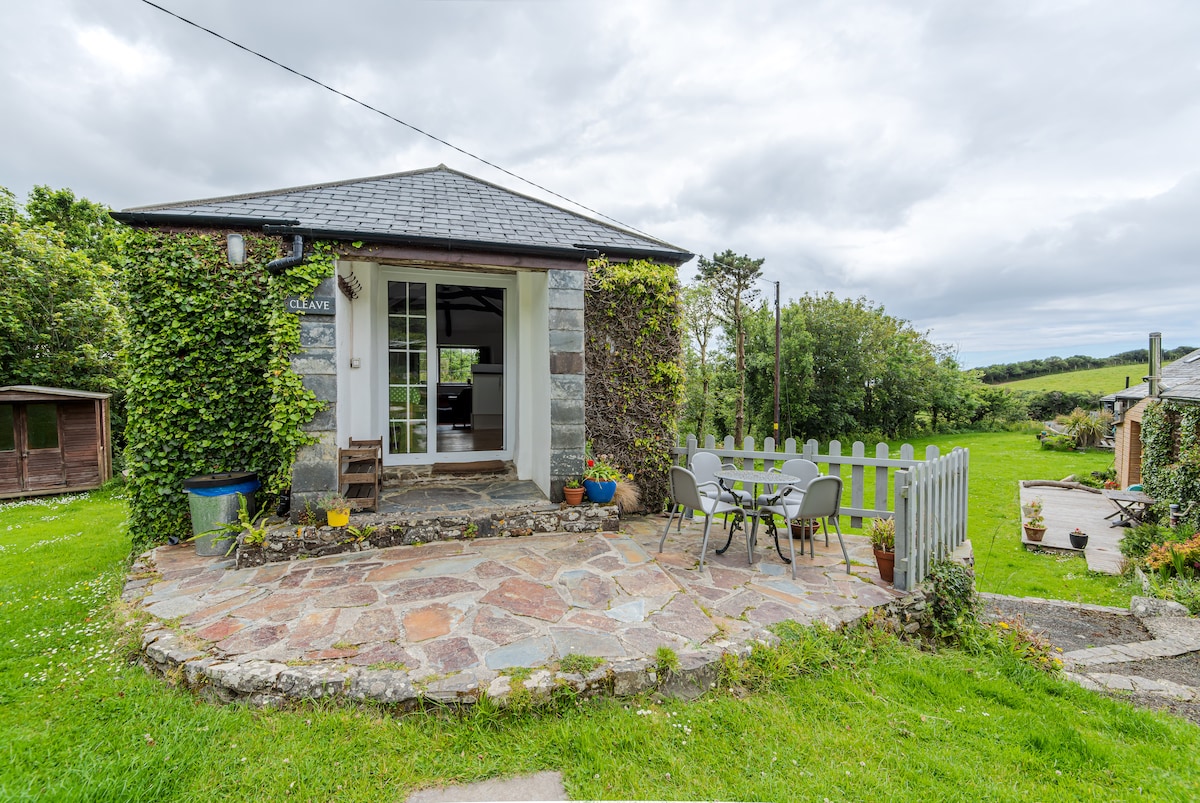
(980, 346, 1195, 384)
(998, 363, 1148, 394)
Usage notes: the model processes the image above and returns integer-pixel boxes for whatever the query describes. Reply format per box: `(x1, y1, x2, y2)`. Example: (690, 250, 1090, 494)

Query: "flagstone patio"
(128, 514, 900, 707)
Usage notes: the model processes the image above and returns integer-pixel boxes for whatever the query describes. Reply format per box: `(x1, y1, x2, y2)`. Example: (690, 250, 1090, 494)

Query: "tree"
(696, 250, 763, 443)
(679, 279, 722, 435)
(0, 185, 127, 440)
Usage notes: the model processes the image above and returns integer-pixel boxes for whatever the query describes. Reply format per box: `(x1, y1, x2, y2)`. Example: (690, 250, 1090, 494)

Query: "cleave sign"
(286, 294, 335, 315)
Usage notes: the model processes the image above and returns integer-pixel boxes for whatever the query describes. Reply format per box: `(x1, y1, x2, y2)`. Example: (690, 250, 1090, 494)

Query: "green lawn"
(997, 363, 1143, 394)
(887, 430, 1129, 606)
(2, 471, 1196, 801)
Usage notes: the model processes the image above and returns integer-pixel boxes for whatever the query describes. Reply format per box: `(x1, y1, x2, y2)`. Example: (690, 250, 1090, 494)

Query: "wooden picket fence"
(672, 434, 970, 591)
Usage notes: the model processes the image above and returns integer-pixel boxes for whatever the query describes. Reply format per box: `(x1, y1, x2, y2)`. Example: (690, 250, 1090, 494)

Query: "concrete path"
(128, 514, 898, 705)
(1018, 483, 1124, 574)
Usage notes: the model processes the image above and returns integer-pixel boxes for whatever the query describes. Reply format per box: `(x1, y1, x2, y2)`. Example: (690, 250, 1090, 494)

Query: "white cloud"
(0, 0, 1197, 365)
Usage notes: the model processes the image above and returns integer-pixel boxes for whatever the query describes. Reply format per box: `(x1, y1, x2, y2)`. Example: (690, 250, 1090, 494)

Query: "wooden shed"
(0, 386, 112, 499)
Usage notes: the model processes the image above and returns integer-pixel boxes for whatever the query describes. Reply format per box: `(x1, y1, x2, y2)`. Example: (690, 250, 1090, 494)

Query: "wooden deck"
(1018, 482, 1125, 574)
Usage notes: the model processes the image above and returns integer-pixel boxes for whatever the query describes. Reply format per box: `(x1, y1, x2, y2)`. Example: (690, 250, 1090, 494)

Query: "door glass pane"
(435, 284, 505, 453)
(388, 280, 429, 455)
(27, 404, 59, 450)
(0, 405, 13, 451)
(408, 317, 427, 349)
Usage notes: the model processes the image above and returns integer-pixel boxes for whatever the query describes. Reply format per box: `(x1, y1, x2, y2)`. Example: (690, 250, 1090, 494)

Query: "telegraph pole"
(773, 280, 781, 441)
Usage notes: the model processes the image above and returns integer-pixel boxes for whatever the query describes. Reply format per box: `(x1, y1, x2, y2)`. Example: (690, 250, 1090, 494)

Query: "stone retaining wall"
(235, 503, 620, 568)
(138, 623, 774, 710)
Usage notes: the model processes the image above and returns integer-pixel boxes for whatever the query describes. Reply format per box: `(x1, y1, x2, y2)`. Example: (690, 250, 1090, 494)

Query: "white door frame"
(376, 266, 517, 466)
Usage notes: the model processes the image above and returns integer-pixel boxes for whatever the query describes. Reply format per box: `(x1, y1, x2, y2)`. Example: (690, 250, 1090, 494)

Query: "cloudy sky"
(2, 0, 1198, 367)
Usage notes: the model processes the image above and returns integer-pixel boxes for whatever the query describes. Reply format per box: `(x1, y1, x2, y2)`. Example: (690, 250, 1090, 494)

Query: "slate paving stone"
(473, 560, 517, 579)
(550, 627, 626, 658)
(385, 576, 483, 603)
(195, 618, 247, 643)
(471, 606, 536, 646)
(545, 537, 612, 564)
(481, 578, 568, 621)
(286, 610, 343, 649)
(219, 623, 289, 655)
(650, 594, 718, 643)
(404, 604, 456, 642)
(277, 567, 312, 588)
(606, 599, 648, 623)
(564, 610, 620, 632)
(422, 636, 479, 673)
(314, 586, 379, 608)
(484, 635, 554, 670)
(559, 569, 618, 608)
(511, 555, 558, 581)
(235, 590, 311, 622)
(346, 642, 416, 667)
(344, 608, 403, 644)
(613, 567, 679, 597)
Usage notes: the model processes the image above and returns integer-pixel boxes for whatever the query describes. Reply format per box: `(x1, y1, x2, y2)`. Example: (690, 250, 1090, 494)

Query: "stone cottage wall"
(548, 269, 586, 500)
(290, 276, 339, 513)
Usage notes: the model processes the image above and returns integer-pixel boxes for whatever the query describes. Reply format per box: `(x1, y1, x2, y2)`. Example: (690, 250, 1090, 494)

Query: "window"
(26, 404, 59, 450)
(439, 347, 480, 383)
(0, 405, 13, 451)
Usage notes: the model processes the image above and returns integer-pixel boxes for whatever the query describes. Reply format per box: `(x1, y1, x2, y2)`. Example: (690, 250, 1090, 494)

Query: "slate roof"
(116, 165, 691, 264)
(1102, 347, 1200, 403)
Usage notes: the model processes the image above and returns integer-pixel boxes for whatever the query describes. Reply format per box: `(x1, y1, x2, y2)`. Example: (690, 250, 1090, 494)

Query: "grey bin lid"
(183, 471, 258, 490)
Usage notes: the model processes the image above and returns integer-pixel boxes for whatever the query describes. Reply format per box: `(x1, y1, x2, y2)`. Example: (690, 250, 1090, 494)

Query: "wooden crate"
(339, 438, 381, 512)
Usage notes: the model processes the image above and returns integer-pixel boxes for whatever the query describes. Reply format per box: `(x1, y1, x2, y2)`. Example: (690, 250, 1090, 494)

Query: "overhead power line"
(136, 0, 662, 242)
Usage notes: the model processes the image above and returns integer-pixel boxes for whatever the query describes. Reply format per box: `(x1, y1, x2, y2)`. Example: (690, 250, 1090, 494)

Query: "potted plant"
(866, 516, 895, 583)
(320, 492, 352, 527)
(1023, 499, 1046, 542)
(582, 449, 622, 504)
(1021, 496, 1043, 519)
(1069, 527, 1089, 550)
(563, 477, 586, 506)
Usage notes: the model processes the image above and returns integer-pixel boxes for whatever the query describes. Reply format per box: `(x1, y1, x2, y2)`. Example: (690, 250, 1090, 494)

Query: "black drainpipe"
(266, 235, 305, 274)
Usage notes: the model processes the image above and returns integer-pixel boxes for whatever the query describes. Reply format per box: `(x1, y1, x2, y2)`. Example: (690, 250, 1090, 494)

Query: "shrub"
(926, 560, 980, 642)
(1119, 522, 1181, 561)
(990, 616, 1064, 672)
(1039, 434, 1076, 452)
(1144, 533, 1200, 579)
(1056, 407, 1113, 448)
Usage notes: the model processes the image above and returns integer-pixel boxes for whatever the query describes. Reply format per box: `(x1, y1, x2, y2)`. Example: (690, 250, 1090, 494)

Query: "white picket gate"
(893, 447, 970, 591)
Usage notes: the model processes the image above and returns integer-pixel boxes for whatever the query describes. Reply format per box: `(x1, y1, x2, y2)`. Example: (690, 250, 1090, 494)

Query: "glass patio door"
(387, 281, 429, 457)
(386, 278, 507, 461)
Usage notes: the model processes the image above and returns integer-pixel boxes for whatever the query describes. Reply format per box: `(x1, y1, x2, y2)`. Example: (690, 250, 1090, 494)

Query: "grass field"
(2, 448, 1196, 801)
(892, 430, 1127, 605)
(996, 363, 1144, 394)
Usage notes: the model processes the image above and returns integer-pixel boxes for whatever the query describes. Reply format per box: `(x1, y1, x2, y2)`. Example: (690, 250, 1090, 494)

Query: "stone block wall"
(290, 276, 339, 514)
(547, 269, 586, 501)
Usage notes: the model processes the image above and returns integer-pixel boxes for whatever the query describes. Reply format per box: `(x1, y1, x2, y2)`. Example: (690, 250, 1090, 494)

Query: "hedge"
(584, 257, 683, 513)
(120, 231, 326, 550)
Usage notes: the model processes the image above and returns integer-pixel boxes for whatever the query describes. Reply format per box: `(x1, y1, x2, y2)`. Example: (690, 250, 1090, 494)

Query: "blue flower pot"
(583, 479, 617, 504)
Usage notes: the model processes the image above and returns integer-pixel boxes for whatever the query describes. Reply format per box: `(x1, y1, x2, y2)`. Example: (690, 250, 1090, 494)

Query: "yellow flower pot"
(327, 508, 350, 527)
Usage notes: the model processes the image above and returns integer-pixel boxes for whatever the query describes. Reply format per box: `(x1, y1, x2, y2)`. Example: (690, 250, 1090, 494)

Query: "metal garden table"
(713, 468, 800, 564)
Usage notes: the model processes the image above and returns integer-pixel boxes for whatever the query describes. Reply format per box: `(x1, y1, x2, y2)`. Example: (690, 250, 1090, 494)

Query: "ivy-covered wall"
(584, 257, 683, 513)
(1140, 399, 1200, 533)
(120, 230, 327, 549)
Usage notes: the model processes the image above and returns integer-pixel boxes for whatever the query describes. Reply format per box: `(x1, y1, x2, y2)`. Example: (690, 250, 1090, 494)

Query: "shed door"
(0, 403, 67, 494)
(0, 404, 17, 494)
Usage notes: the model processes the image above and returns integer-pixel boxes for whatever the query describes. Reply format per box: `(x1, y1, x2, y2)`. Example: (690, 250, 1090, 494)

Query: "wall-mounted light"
(227, 233, 246, 265)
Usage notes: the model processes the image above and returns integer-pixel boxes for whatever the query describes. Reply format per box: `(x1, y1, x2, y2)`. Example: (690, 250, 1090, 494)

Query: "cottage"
(0, 386, 113, 499)
(114, 166, 691, 512)
(1103, 334, 1200, 489)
